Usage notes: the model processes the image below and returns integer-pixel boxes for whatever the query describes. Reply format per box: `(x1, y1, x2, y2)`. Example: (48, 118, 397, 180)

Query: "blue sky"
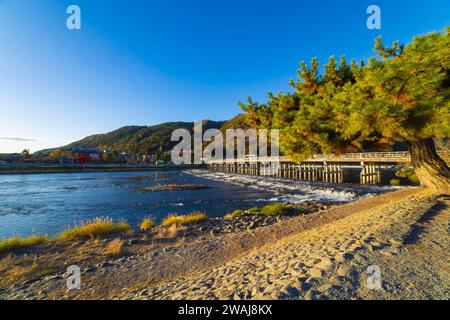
(0, 0, 449, 152)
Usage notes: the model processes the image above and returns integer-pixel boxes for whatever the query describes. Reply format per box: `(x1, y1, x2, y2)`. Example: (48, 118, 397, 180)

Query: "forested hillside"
(65, 120, 228, 155)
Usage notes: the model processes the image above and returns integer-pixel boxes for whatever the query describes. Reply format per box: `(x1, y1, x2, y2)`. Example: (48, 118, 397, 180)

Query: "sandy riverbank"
(124, 187, 449, 300)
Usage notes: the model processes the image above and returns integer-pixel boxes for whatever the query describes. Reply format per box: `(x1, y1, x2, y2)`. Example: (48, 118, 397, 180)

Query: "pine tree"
(354, 29, 450, 192)
(241, 28, 450, 193)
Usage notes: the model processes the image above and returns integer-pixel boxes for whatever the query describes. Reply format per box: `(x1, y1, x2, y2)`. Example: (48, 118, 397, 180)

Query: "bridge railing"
(205, 150, 449, 164)
(312, 151, 410, 159)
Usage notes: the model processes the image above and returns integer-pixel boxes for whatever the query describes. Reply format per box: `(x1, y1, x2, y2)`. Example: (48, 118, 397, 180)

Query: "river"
(0, 170, 275, 237)
(0, 169, 399, 238)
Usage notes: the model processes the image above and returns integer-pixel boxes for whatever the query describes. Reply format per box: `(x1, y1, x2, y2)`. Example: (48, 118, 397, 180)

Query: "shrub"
(395, 166, 420, 185)
(0, 235, 49, 254)
(260, 204, 287, 217)
(161, 212, 207, 227)
(407, 173, 421, 185)
(140, 217, 156, 230)
(390, 179, 401, 186)
(57, 218, 130, 241)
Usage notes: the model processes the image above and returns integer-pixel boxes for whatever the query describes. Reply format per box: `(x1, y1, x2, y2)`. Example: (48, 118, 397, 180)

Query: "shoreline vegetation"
(0, 218, 131, 255)
(0, 203, 311, 256)
(0, 197, 327, 292)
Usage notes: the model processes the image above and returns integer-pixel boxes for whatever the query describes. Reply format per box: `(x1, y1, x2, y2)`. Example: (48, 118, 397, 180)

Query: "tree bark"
(408, 138, 450, 194)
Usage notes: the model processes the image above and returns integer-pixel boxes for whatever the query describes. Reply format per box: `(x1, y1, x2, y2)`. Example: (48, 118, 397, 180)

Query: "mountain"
(64, 120, 228, 156)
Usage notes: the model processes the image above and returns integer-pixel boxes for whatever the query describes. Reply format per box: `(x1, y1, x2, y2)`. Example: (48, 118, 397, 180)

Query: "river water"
(0, 169, 399, 238)
(0, 170, 276, 238)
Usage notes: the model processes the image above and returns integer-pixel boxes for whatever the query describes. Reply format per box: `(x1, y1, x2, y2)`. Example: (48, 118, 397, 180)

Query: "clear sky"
(0, 0, 449, 153)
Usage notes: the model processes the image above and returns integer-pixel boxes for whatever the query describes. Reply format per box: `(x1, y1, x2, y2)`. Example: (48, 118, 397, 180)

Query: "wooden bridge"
(205, 151, 449, 185)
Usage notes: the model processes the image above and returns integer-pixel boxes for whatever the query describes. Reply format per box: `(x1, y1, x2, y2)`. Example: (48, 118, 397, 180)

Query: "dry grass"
(0, 255, 50, 287)
(154, 224, 187, 240)
(0, 218, 130, 255)
(0, 235, 49, 255)
(104, 238, 124, 256)
(57, 218, 130, 241)
(167, 224, 180, 238)
(5, 261, 39, 282)
(161, 215, 182, 227)
(140, 217, 156, 230)
(161, 212, 207, 227)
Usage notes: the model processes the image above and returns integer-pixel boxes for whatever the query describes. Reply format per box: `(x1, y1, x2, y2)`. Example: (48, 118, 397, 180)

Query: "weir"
(206, 151, 450, 185)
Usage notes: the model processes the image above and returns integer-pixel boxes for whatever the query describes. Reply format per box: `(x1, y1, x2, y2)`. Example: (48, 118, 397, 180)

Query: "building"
(0, 153, 21, 163)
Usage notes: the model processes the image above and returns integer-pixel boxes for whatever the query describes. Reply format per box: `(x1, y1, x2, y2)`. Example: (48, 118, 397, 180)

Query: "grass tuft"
(247, 207, 260, 214)
(260, 203, 288, 217)
(140, 217, 156, 230)
(57, 218, 130, 241)
(226, 204, 292, 219)
(161, 212, 208, 227)
(225, 209, 245, 219)
(0, 218, 131, 254)
(104, 238, 124, 256)
(0, 235, 49, 255)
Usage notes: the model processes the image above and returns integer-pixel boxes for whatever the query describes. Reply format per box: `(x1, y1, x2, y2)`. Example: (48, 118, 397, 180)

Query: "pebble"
(138, 289, 148, 296)
(280, 285, 300, 298)
(309, 268, 325, 278)
(317, 258, 333, 271)
(337, 265, 351, 277)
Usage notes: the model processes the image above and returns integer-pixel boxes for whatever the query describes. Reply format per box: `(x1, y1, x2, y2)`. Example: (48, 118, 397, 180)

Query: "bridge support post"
(360, 162, 381, 184)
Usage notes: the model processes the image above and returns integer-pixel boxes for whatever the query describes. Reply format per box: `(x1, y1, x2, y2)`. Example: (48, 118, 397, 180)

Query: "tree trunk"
(408, 138, 450, 194)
